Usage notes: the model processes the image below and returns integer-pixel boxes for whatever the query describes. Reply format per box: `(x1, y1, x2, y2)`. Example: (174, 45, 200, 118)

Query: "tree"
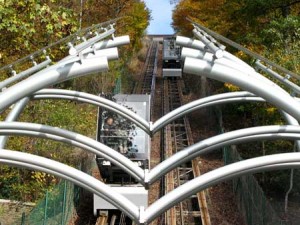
(261, 15, 300, 72)
(0, 0, 78, 66)
(82, 0, 150, 49)
(172, 0, 243, 37)
(237, 0, 300, 18)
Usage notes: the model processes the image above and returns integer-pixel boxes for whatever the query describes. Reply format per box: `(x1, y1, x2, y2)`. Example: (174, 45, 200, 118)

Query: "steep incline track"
(162, 78, 211, 225)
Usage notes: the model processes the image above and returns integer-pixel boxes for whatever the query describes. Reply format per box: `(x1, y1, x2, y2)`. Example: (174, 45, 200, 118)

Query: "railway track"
(94, 38, 210, 225)
(135, 41, 158, 95)
(162, 78, 211, 225)
(94, 40, 159, 225)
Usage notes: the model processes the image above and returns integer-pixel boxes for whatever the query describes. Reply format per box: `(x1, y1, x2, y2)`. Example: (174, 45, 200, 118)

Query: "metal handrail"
(0, 18, 121, 74)
(187, 17, 300, 80)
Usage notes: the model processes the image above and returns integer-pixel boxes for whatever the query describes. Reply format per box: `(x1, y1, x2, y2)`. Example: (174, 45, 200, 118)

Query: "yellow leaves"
(236, 50, 247, 59)
(224, 83, 240, 91)
(31, 171, 56, 186)
(266, 107, 277, 115)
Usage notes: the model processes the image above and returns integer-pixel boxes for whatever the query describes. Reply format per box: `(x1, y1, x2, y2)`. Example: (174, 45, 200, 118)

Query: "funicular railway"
(139, 41, 158, 95)
(162, 78, 209, 225)
(1, 16, 300, 225)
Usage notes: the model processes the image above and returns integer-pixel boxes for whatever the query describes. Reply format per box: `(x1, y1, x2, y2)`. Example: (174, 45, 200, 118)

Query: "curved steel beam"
(184, 57, 300, 121)
(148, 125, 300, 183)
(177, 36, 282, 89)
(2, 148, 300, 224)
(181, 47, 286, 93)
(5, 124, 300, 187)
(0, 97, 30, 148)
(32, 90, 300, 137)
(151, 91, 262, 134)
(0, 55, 109, 112)
(0, 58, 52, 90)
(144, 153, 300, 223)
(280, 111, 300, 151)
(32, 89, 150, 134)
(33, 90, 262, 135)
(0, 149, 139, 222)
(0, 122, 144, 183)
(0, 129, 142, 181)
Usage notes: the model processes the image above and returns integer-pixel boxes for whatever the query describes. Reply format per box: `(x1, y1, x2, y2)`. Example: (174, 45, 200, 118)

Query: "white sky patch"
(144, 0, 175, 35)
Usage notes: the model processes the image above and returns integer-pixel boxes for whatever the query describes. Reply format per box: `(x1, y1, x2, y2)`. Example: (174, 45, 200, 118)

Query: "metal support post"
(0, 97, 30, 148)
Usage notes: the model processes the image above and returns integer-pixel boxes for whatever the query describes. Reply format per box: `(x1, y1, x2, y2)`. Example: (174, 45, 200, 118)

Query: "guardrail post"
(43, 191, 48, 225)
(61, 180, 67, 225)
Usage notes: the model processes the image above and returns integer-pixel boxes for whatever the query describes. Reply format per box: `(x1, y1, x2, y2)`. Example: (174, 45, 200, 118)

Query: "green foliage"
(81, 0, 150, 50)
(121, 1, 150, 49)
(0, 100, 97, 201)
(0, 0, 78, 66)
(261, 16, 300, 72)
(262, 16, 300, 48)
(236, 0, 300, 18)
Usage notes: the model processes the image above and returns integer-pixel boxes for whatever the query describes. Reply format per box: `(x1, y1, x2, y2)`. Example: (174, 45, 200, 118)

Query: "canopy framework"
(1, 18, 300, 224)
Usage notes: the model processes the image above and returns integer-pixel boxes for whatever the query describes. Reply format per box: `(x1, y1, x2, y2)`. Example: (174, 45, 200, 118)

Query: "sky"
(144, 0, 175, 35)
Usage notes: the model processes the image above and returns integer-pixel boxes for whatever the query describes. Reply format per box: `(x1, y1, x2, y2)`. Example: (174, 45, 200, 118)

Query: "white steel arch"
(184, 57, 300, 121)
(0, 149, 140, 222)
(32, 89, 149, 134)
(148, 125, 300, 184)
(151, 91, 262, 134)
(3, 149, 300, 224)
(2, 122, 300, 187)
(143, 153, 300, 224)
(0, 56, 109, 111)
(31, 89, 300, 137)
(0, 122, 144, 183)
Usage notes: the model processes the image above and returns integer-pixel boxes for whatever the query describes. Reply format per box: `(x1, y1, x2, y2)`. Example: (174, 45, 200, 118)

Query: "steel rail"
(192, 29, 223, 58)
(81, 35, 130, 55)
(255, 60, 300, 95)
(69, 27, 115, 55)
